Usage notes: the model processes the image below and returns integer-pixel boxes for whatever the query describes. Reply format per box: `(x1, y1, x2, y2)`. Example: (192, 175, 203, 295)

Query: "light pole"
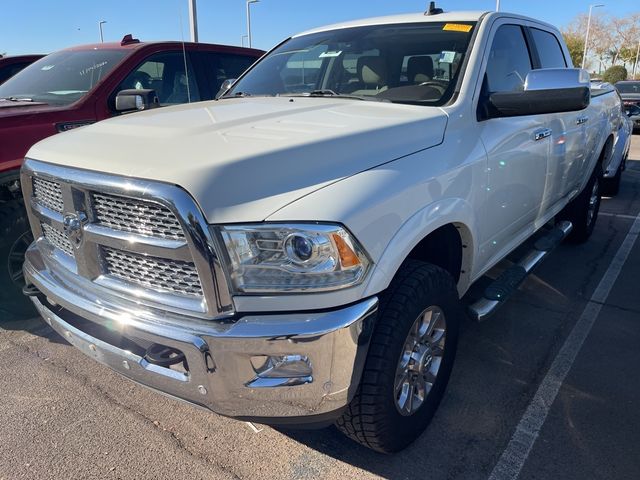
(188, 0, 198, 42)
(496, 0, 500, 11)
(633, 39, 640, 79)
(98, 20, 107, 43)
(246, 0, 259, 48)
(581, 4, 604, 70)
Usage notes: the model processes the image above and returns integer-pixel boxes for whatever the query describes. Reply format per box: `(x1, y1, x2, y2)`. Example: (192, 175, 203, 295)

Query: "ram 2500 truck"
(21, 9, 620, 453)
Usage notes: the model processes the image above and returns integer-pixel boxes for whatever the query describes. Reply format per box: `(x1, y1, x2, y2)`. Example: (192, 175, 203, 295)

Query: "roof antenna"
(425, 1, 444, 15)
(178, 8, 192, 103)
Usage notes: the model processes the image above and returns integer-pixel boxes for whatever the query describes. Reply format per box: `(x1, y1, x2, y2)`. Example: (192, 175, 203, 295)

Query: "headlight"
(214, 223, 371, 293)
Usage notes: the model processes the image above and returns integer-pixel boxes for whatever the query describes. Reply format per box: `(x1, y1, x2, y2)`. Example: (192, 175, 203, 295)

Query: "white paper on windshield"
(439, 51, 456, 64)
(319, 50, 342, 58)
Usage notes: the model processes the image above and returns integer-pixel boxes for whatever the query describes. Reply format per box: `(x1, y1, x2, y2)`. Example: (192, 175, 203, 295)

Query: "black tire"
(602, 162, 621, 197)
(0, 198, 36, 320)
(558, 163, 602, 244)
(336, 260, 461, 453)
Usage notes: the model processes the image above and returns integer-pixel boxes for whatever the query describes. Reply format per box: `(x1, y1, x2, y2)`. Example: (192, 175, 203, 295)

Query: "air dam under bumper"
(23, 246, 378, 423)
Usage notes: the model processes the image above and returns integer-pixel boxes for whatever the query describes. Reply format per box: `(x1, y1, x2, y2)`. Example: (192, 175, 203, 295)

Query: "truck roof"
(61, 38, 264, 57)
(295, 10, 560, 37)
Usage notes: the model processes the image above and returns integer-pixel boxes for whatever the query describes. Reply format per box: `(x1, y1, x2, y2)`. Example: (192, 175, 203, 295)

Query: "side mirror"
(216, 78, 237, 99)
(115, 89, 159, 112)
(484, 68, 591, 119)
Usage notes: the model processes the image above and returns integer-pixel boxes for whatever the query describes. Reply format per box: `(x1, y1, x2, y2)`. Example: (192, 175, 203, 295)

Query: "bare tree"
(563, 11, 640, 74)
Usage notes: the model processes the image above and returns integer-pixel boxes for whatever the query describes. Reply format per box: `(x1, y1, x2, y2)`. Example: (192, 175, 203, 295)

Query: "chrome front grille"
(103, 247, 203, 297)
(33, 177, 64, 213)
(93, 192, 185, 240)
(22, 159, 233, 319)
(42, 223, 73, 256)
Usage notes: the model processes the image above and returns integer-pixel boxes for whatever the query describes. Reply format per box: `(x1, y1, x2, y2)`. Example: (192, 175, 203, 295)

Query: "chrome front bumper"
(24, 245, 378, 422)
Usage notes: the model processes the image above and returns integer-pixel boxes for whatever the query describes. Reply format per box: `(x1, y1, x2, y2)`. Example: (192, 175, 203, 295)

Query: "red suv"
(0, 35, 263, 319)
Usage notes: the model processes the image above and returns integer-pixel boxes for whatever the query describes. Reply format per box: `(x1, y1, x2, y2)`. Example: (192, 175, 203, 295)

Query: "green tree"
(602, 65, 628, 83)
(562, 32, 584, 67)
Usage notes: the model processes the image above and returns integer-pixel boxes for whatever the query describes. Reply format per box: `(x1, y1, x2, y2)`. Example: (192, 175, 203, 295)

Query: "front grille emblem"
(63, 211, 88, 249)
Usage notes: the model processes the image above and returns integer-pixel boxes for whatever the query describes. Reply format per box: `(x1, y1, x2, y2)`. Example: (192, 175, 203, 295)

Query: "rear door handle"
(534, 128, 552, 141)
(576, 116, 589, 125)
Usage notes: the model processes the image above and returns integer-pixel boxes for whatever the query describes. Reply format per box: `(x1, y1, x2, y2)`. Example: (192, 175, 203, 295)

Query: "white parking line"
(488, 212, 640, 480)
(599, 212, 639, 221)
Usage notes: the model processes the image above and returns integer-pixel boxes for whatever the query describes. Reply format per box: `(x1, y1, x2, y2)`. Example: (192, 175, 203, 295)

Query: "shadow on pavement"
(278, 425, 427, 479)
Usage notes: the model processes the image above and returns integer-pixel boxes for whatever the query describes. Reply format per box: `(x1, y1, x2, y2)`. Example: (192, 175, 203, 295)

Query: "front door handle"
(576, 116, 589, 125)
(534, 128, 552, 141)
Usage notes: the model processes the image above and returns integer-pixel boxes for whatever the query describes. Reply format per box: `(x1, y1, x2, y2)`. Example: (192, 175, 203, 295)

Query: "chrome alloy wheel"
(587, 178, 600, 226)
(394, 306, 446, 416)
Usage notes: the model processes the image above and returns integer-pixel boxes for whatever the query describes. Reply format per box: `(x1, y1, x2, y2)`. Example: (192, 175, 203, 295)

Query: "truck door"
(477, 24, 549, 260)
(528, 27, 586, 209)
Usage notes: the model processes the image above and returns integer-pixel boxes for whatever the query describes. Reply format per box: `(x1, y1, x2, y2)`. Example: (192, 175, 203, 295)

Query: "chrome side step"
(468, 221, 573, 322)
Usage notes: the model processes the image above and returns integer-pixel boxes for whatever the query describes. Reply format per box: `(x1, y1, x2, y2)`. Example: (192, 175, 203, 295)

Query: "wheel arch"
(363, 199, 477, 298)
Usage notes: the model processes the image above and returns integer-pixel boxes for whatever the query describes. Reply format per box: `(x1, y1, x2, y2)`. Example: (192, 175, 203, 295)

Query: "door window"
(485, 25, 532, 93)
(117, 51, 200, 105)
(531, 28, 567, 68)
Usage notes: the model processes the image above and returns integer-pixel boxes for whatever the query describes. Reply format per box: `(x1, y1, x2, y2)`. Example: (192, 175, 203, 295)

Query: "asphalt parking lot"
(1, 136, 639, 480)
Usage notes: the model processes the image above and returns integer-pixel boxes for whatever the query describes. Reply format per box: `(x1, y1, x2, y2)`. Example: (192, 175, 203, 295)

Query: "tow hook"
(22, 283, 45, 300)
(144, 344, 187, 368)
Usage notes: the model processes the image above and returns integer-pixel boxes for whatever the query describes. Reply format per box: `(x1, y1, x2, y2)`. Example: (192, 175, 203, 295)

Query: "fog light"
(247, 355, 313, 388)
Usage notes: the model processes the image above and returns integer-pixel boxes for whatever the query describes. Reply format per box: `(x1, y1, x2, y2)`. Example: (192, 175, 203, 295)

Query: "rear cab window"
(530, 28, 567, 68)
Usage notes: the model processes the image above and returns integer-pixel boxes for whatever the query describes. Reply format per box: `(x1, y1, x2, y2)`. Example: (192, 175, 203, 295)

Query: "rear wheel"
(0, 198, 36, 320)
(558, 164, 602, 244)
(602, 161, 622, 197)
(336, 260, 461, 453)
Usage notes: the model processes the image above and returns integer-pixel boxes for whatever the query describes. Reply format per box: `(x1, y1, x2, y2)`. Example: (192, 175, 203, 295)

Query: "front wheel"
(336, 260, 461, 453)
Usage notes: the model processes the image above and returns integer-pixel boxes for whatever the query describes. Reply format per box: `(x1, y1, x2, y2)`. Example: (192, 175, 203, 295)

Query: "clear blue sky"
(1, 0, 638, 55)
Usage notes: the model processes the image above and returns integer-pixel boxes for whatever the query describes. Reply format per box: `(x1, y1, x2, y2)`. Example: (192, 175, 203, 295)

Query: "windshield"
(0, 49, 128, 106)
(227, 22, 476, 105)
(616, 82, 640, 94)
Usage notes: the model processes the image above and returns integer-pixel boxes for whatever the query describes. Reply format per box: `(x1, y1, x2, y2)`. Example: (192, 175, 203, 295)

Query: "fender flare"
(362, 197, 479, 297)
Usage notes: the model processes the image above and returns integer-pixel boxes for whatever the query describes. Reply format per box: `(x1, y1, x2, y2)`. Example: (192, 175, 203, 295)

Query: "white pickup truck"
(21, 8, 621, 453)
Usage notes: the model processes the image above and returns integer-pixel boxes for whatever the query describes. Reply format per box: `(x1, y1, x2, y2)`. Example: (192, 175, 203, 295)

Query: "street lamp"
(633, 39, 640, 79)
(98, 20, 107, 43)
(581, 4, 604, 70)
(246, 0, 259, 48)
(188, 0, 198, 42)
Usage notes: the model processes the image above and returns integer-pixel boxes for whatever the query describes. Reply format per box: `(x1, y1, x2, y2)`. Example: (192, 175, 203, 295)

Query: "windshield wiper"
(283, 90, 389, 102)
(218, 91, 252, 100)
(0, 96, 36, 102)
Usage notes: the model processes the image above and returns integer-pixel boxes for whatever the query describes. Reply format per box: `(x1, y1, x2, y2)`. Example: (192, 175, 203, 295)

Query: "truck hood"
(27, 97, 448, 223)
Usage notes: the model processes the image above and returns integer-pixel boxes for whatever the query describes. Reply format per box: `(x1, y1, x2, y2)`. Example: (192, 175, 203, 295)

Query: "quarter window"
(202, 52, 257, 94)
(485, 25, 532, 93)
(531, 28, 567, 68)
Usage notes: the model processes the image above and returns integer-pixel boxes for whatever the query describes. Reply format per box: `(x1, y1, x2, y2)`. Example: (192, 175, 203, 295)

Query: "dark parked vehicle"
(0, 35, 263, 319)
(615, 80, 640, 107)
(625, 103, 640, 132)
(0, 55, 45, 85)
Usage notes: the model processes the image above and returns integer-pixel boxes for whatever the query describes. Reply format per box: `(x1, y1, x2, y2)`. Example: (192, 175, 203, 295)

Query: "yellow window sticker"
(443, 23, 473, 33)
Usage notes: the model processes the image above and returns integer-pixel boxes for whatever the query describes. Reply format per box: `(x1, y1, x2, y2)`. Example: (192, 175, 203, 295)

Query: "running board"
(468, 221, 573, 322)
